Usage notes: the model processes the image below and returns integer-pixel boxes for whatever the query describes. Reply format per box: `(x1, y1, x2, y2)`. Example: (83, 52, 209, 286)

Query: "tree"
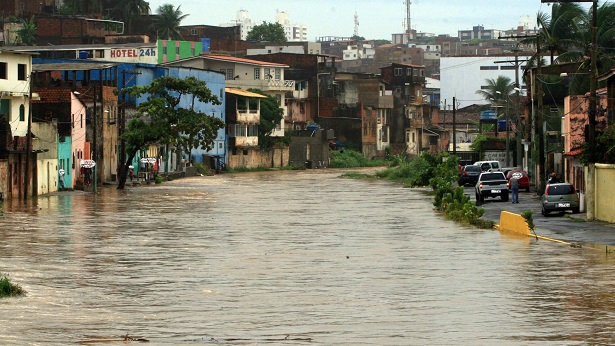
(246, 22, 287, 42)
(535, 2, 584, 63)
(246, 89, 286, 150)
(154, 4, 188, 40)
(114, 0, 150, 34)
(475, 76, 514, 103)
(16, 16, 37, 46)
(116, 76, 225, 189)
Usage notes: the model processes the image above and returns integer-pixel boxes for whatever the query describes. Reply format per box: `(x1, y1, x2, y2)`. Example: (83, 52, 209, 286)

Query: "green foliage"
(0, 275, 25, 298)
(580, 127, 615, 164)
(246, 22, 287, 42)
(329, 149, 387, 168)
(154, 4, 188, 40)
(440, 187, 487, 226)
(116, 76, 224, 189)
(154, 174, 163, 184)
(194, 163, 213, 176)
(521, 210, 535, 231)
(16, 16, 37, 46)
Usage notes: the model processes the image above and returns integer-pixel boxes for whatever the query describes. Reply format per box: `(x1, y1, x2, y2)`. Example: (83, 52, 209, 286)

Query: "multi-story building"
(380, 63, 428, 156)
(163, 54, 293, 169)
(0, 48, 40, 200)
(275, 11, 307, 42)
(458, 25, 504, 41)
(220, 10, 307, 42)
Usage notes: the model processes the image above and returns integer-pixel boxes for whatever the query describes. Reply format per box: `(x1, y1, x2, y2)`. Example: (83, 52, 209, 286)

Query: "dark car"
(458, 165, 482, 186)
(506, 170, 530, 192)
(541, 183, 580, 215)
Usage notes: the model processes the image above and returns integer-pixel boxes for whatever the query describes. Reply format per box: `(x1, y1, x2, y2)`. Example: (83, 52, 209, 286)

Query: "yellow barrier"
(496, 211, 530, 235)
(496, 211, 573, 245)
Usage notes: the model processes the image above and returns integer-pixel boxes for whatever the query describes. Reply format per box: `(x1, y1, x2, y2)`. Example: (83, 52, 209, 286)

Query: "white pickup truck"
(475, 171, 510, 205)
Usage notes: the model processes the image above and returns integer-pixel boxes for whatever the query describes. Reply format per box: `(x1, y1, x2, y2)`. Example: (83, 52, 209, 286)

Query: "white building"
(440, 56, 530, 109)
(275, 11, 307, 42)
(221, 10, 308, 42)
(220, 10, 255, 41)
(342, 43, 374, 60)
(0, 48, 35, 137)
(409, 44, 441, 60)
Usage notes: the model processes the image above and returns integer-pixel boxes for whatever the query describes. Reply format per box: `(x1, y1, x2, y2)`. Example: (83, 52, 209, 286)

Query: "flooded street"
(2, 168, 615, 345)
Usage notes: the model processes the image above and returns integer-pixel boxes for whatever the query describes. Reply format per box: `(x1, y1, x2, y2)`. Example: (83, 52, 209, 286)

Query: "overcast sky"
(147, 0, 593, 40)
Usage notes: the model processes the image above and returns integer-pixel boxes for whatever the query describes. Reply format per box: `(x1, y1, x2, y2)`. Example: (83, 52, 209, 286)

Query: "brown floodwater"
(2, 168, 615, 345)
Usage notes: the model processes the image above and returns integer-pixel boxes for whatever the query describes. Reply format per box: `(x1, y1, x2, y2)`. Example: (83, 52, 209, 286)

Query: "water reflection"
(1, 169, 615, 345)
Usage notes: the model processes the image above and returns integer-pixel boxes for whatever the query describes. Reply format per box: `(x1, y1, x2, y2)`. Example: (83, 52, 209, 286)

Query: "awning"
(224, 87, 267, 98)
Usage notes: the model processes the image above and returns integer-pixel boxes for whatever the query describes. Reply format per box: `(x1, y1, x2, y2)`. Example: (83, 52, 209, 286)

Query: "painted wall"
(167, 66, 227, 167)
(228, 147, 289, 169)
(32, 120, 59, 195)
(158, 40, 203, 63)
(594, 164, 615, 223)
(71, 93, 87, 188)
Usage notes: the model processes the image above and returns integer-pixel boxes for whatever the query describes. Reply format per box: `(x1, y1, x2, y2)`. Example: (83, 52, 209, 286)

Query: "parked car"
(475, 171, 510, 204)
(458, 165, 482, 186)
(506, 170, 530, 192)
(473, 160, 502, 172)
(541, 183, 580, 215)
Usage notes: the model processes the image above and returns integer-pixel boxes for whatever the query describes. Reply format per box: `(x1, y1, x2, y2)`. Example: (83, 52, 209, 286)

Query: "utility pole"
(452, 97, 457, 155)
(587, 0, 598, 218)
(24, 72, 33, 201)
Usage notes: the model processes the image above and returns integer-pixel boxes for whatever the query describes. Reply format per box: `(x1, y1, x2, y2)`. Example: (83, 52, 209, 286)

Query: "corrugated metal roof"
(201, 54, 289, 67)
(224, 88, 267, 98)
(33, 62, 119, 71)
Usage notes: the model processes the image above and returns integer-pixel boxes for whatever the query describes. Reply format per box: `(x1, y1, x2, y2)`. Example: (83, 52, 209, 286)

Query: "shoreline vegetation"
(0, 274, 25, 298)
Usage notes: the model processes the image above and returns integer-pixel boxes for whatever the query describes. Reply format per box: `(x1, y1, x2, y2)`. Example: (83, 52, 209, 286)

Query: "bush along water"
(0, 274, 25, 298)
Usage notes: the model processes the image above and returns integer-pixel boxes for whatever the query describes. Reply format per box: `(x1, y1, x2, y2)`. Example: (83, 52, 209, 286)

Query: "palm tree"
(475, 76, 514, 104)
(536, 2, 584, 64)
(114, 0, 150, 34)
(557, 2, 615, 76)
(154, 4, 189, 40)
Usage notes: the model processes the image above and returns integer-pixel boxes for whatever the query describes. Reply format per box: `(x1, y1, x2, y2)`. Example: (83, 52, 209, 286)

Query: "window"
(0, 62, 6, 79)
(406, 68, 412, 76)
(254, 68, 260, 79)
(226, 69, 234, 80)
(190, 28, 198, 36)
(18, 64, 26, 81)
(264, 68, 271, 79)
(394, 68, 402, 76)
(275, 68, 281, 80)
(19, 105, 25, 121)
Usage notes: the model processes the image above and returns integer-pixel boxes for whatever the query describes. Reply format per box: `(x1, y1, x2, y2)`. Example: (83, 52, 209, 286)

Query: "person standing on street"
(510, 174, 520, 204)
(548, 172, 560, 184)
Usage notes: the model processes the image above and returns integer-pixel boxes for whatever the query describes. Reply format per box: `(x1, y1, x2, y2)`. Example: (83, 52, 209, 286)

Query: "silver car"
(541, 183, 580, 215)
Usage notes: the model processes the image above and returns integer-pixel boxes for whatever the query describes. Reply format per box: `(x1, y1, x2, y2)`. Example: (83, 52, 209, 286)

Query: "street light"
(494, 91, 511, 167)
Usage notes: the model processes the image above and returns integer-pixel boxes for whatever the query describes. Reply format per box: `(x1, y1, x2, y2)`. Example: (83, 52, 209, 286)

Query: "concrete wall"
(594, 164, 615, 223)
(228, 147, 289, 169)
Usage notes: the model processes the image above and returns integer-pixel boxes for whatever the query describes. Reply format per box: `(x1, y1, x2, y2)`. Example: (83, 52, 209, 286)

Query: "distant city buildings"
(220, 10, 308, 42)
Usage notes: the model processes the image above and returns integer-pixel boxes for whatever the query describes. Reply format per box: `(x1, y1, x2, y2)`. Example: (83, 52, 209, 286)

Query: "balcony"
(226, 79, 295, 92)
(231, 136, 258, 147)
(236, 109, 260, 124)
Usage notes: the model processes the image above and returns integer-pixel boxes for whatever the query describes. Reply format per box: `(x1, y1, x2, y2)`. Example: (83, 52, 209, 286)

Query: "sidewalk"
(471, 187, 615, 247)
